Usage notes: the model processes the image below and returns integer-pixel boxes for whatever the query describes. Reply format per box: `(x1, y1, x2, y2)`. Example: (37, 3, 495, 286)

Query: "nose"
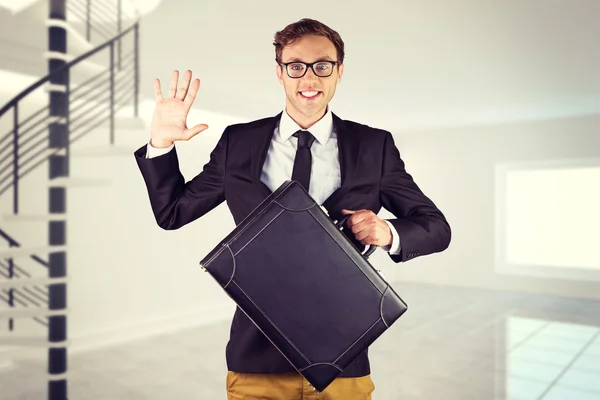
(302, 66, 319, 82)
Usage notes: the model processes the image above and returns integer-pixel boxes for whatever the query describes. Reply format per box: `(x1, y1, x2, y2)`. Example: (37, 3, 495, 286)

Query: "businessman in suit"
(135, 17, 450, 400)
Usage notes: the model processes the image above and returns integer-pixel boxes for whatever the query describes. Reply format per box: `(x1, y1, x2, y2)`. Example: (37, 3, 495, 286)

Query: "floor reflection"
(500, 316, 600, 400)
(1, 282, 600, 399)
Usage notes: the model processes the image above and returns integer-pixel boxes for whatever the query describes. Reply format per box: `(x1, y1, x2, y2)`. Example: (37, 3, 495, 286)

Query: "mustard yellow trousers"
(226, 371, 375, 400)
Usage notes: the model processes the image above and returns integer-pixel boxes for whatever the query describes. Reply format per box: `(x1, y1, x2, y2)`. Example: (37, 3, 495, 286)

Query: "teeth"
(301, 91, 319, 98)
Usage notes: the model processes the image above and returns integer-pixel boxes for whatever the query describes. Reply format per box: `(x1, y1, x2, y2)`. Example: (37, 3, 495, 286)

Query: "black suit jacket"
(134, 111, 451, 377)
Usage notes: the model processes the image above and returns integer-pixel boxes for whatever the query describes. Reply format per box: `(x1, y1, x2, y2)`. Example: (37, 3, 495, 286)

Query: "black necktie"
(291, 130, 316, 191)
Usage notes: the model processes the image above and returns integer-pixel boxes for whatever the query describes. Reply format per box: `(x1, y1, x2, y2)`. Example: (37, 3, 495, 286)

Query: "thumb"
(341, 209, 355, 214)
(183, 123, 209, 139)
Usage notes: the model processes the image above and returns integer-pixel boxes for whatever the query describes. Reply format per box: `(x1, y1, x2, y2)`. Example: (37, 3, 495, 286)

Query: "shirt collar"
(278, 107, 334, 146)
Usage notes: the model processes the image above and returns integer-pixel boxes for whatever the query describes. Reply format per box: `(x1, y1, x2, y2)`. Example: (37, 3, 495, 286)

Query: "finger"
(351, 218, 377, 234)
(360, 236, 376, 246)
(183, 123, 209, 139)
(360, 233, 382, 246)
(347, 210, 369, 226)
(183, 78, 200, 109)
(168, 70, 179, 98)
(341, 209, 355, 215)
(154, 78, 163, 101)
(355, 229, 371, 241)
(176, 70, 193, 100)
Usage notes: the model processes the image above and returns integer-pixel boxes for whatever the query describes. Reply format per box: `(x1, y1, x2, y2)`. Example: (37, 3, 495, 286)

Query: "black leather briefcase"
(199, 180, 408, 392)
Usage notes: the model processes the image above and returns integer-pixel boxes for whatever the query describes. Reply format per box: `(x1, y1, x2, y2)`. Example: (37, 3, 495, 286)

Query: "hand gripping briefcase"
(199, 180, 408, 392)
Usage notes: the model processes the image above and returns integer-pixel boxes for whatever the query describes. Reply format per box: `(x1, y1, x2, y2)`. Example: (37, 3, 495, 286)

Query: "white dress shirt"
(145, 108, 401, 255)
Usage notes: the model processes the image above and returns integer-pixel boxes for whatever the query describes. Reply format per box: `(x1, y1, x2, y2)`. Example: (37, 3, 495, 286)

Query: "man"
(135, 18, 451, 400)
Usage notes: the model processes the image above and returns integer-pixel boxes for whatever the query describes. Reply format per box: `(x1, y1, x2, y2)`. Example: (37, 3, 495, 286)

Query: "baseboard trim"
(1, 304, 234, 360)
(70, 304, 234, 354)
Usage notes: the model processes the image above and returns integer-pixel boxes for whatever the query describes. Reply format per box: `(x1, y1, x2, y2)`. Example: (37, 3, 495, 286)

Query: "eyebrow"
(284, 57, 336, 63)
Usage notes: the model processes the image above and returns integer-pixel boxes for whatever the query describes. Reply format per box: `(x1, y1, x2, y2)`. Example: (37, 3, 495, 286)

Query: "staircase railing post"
(12, 103, 18, 215)
(110, 42, 115, 145)
(8, 258, 14, 331)
(117, 0, 122, 70)
(134, 22, 139, 117)
(10, 103, 19, 332)
(86, 0, 91, 41)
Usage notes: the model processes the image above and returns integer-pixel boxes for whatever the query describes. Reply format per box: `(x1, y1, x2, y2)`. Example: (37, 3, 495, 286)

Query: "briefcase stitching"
(299, 362, 343, 372)
(224, 285, 310, 378)
(332, 317, 382, 365)
(273, 200, 317, 212)
(232, 280, 313, 365)
(226, 180, 295, 242)
(379, 285, 390, 328)
(222, 244, 236, 289)
(202, 182, 295, 268)
(234, 208, 286, 256)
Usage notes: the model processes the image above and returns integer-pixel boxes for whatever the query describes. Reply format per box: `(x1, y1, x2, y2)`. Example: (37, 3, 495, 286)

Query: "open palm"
(150, 70, 208, 148)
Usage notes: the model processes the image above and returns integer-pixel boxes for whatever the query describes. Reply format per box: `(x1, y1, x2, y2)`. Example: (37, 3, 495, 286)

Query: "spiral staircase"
(0, 1, 143, 398)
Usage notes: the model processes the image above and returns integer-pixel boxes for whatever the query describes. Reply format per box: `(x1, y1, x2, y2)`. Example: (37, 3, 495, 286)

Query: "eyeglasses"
(279, 61, 339, 78)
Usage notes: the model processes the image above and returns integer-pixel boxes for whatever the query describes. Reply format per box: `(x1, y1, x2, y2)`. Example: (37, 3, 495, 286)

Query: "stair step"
(0, 277, 67, 290)
(2, 213, 67, 222)
(48, 372, 68, 381)
(43, 51, 105, 75)
(0, 307, 66, 318)
(48, 177, 112, 188)
(0, 336, 67, 348)
(0, 245, 67, 258)
(70, 145, 134, 157)
(44, 83, 67, 93)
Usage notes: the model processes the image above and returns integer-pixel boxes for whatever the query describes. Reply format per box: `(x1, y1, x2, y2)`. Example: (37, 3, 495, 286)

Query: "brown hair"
(273, 18, 345, 65)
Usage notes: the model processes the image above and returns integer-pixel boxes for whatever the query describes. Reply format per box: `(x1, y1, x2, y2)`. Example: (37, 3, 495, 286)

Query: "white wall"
(65, 107, 254, 350)
(0, 105, 253, 351)
(382, 114, 600, 301)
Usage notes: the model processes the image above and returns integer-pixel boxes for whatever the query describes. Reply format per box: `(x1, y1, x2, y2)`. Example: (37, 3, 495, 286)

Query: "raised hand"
(150, 70, 209, 148)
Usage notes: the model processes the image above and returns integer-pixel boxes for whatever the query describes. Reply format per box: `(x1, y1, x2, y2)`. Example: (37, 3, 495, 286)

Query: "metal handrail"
(0, 228, 49, 268)
(0, 262, 49, 299)
(0, 88, 135, 198)
(0, 23, 138, 119)
(0, 1, 140, 338)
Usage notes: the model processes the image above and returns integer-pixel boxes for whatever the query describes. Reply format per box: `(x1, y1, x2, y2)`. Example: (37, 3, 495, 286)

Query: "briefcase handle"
(335, 215, 378, 259)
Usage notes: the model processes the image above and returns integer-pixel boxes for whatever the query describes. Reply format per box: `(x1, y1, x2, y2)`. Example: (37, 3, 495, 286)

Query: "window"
(495, 158, 600, 281)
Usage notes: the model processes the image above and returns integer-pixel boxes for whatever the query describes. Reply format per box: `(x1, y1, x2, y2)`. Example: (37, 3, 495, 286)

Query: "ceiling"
(6, 0, 600, 133)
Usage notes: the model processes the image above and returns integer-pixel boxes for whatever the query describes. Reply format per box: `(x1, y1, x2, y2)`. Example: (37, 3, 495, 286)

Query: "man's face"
(276, 34, 344, 123)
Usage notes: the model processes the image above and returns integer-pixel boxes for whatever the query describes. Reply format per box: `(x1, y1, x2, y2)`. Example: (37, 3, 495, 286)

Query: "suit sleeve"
(133, 128, 229, 230)
(379, 131, 451, 262)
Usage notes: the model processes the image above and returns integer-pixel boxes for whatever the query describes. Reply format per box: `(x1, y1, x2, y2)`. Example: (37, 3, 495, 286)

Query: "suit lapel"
(250, 112, 281, 193)
(322, 112, 360, 213)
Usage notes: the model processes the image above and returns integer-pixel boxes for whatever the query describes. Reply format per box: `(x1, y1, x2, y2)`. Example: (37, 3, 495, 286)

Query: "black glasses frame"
(279, 61, 339, 79)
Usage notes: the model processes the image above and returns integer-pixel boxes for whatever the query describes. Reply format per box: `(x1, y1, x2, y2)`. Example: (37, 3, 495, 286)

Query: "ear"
(337, 63, 344, 84)
(276, 63, 283, 85)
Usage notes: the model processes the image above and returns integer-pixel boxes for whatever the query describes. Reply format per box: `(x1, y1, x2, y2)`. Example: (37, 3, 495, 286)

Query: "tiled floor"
(1, 282, 600, 399)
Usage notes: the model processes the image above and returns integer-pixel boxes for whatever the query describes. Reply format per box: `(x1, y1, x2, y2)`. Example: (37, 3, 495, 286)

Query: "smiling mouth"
(299, 90, 322, 100)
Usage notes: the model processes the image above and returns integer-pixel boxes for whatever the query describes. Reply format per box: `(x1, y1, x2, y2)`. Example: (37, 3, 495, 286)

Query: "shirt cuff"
(381, 220, 402, 255)
(146, 141, 174, 158)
